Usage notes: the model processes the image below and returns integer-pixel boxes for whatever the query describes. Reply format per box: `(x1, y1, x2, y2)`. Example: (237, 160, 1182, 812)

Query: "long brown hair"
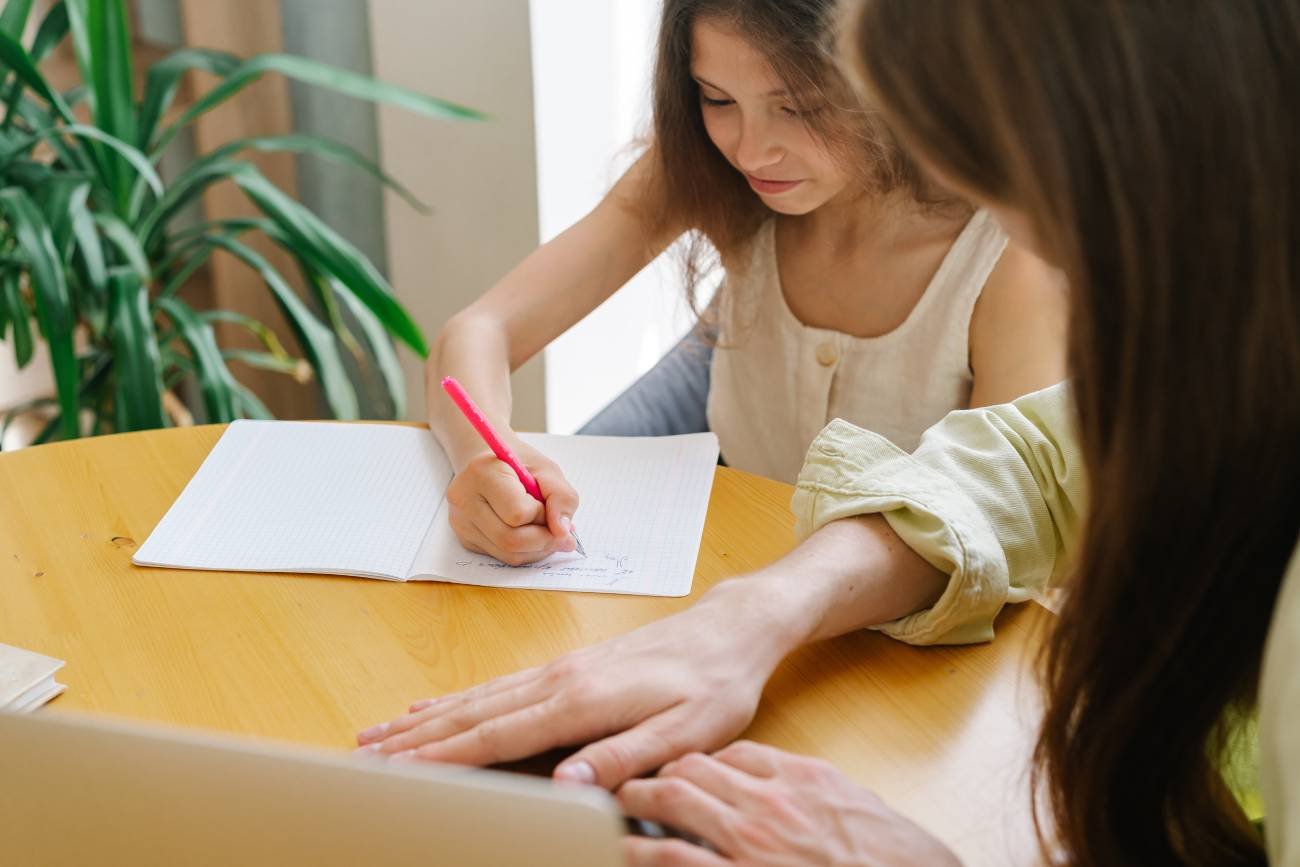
(848, 1, 1300, 864)
(645, 0, 929, 314)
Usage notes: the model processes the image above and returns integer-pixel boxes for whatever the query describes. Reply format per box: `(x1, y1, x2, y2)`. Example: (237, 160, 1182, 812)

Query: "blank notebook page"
(133, 421, 451, 580)
(413, 432, 719, 596)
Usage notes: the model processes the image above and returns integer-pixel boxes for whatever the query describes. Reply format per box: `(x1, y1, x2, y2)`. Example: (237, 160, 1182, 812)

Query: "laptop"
(0, 710, 626, 867)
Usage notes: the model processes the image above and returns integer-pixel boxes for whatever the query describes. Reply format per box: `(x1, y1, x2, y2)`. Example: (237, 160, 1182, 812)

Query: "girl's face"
(691, 18, 851, 215)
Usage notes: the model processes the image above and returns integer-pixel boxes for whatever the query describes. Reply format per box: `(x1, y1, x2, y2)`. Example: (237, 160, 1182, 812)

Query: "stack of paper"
(0, 643, 66, 712)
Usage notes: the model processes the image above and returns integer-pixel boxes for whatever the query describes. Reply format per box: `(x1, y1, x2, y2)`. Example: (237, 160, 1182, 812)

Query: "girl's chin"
(758, 194, 823, 216)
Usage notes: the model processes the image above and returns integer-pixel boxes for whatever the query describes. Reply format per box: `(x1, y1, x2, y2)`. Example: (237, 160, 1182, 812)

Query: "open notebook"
(134, 421, 720, 597)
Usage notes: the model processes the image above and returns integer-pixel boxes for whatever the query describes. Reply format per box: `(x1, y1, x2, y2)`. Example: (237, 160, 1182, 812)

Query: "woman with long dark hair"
(616, 1, 1300, 863)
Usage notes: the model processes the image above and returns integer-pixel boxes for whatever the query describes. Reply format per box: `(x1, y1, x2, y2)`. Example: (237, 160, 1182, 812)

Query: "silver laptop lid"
(0, 710, 625, 867)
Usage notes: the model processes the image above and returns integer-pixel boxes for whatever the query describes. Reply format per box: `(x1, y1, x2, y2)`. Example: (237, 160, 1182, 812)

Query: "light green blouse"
(791, 382, 1299, 865)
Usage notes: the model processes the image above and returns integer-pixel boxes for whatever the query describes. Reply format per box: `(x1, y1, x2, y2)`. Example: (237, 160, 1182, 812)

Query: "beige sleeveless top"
(706, 209, 1008, 483)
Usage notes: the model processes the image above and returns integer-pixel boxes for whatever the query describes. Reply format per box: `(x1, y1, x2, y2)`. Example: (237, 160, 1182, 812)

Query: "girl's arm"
(967, 242, 1070, 408)
(428, 153, 684, 563)
(428, 152, 677, 467)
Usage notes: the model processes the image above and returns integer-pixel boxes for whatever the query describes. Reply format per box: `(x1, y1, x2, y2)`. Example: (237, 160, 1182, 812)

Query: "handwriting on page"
(453, 553, 635, 586)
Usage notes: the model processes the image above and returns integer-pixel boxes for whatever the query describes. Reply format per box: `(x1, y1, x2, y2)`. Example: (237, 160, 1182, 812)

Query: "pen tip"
(572, 530, 587, 558)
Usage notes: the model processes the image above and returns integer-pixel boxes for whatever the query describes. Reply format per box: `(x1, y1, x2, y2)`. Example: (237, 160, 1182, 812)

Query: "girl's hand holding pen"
(440, 375, 584, 565)
(445, 444, 581, 566)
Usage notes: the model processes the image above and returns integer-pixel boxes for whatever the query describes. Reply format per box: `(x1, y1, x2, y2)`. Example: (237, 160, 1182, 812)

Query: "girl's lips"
(746, 175, 803, 195)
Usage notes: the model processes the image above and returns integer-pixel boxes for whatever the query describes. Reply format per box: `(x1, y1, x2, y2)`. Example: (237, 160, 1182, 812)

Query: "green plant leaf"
(1, 2, 70, 134)
(137, 46, 240, 152)
(221, 348, 311, 382)
(8, 99, 91, 172)
(0, 0, 37, 125)
(333, 278, 406, 418)
(292, 252, 356, 352)
(154, 244, 209, 300)
(201, 309, 291, 358)
(164, 216, 265, 249)
(33, 175, 88, 255)
(0, 187, 78, 437)
(152, 207, 421, 420)
(76, 348, 112, 435)
(232, 166, 428, 355)
(202, 233, 359, 419)
(92, 211, 150, 279)
(0, 268, 30, 363)
(64, 0, 137, 210)
(0, 0, 34, 39)
(66, 183, 108, 338)
(156, 296, 239, 423)
(160, 219, 361, 380)
(136, 157, 245, 248)
(0, 268, 9, 339)
(106, 267, 166, 431)
(68, 183, 107, 291)
(42, 181, 105, 338)
(153, 52, 484, 157)
(195, 133, 430, 214)
(0, 123, 164, 200)
(231, 382, 273, 420)
(0, 27, 75, 122)
(0, 158, 54, 188)
(27, 2, 68, 61)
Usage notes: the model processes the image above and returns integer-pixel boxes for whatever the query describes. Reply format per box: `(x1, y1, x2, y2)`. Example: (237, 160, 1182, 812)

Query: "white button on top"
(815, 341, 838, 367)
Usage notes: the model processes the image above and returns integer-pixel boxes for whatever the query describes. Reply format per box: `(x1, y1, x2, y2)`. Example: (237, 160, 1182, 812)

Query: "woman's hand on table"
(619, 741, 963, 867)
(354, 576, 804, 789)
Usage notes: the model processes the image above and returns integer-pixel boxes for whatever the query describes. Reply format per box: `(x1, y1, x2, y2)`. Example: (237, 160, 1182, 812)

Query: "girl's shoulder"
(967, 240, 1071, 405)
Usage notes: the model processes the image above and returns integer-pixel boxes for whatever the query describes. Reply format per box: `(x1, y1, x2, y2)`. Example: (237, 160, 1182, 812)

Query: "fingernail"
(358, 722, 389, 742)
(559, 515, 572, 533)
(409, 699, 435, 713)
(389, 750, 419, 764)
(352, 743, 382, 756)
(555, 760, 595, 785)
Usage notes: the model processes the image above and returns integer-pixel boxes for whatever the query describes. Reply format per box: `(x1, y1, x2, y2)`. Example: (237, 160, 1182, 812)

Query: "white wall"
(368, 0, 546, 430)
(0, 343, 54, 449)
(530, 0, 696, 433)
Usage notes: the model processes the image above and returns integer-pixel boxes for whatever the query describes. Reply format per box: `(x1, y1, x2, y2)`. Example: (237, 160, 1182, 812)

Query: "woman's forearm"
(715, 515, 948, 656)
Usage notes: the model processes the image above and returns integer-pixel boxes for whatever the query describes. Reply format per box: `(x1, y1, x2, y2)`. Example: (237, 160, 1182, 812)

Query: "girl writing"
(427, 0, 1065, 565)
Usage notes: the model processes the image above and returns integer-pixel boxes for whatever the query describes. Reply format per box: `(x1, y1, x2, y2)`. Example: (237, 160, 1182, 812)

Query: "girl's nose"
(734, 114, 783, 174)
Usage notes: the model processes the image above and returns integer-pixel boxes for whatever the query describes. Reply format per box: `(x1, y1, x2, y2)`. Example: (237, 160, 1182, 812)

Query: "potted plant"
(0, 0, 478, 443)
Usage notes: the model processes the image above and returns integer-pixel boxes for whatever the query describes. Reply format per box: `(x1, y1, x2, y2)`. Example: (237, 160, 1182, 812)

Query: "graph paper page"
(410, 432, 719, 596)
(133, 421, 452, 580)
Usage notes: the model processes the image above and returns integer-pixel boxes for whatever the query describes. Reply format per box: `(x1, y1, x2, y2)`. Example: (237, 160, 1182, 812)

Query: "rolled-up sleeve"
(791, 382, 1087, 645)
(1261, 547, 1300, 864)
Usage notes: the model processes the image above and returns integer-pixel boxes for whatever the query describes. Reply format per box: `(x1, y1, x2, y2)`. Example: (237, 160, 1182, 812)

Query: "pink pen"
(440, 376, 585, 557)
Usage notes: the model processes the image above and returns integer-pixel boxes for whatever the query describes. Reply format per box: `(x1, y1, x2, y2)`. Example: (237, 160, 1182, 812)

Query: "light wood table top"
(0, 424, 1049, 866)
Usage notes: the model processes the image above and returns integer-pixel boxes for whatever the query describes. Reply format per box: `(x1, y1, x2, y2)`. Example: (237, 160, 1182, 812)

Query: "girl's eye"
(781, 105, 822, 119)
(700, 95, 734, 107)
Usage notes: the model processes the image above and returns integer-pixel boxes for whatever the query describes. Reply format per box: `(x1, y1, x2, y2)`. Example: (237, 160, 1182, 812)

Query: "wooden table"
(0, 425, 1050, 866)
